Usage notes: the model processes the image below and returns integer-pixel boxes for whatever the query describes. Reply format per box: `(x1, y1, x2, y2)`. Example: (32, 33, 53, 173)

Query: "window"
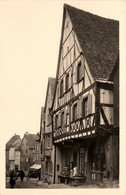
(66, 73, 69, 91)
(66, 114, 69, 125)
(60, 79, 64, 96)
(55, 115, 58, 129)
(77, 61, 84, 82)
(61, 111, 64, 126)
(43, 121, 45, 130)
(73, 103, 77, 121)
(82, 97, 88, 117)
(47, 134, 50, 148)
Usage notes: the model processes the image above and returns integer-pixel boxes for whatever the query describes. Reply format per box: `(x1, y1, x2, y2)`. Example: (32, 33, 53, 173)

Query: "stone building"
(20, 132, 40, 175)
(6, 134, 21, 176)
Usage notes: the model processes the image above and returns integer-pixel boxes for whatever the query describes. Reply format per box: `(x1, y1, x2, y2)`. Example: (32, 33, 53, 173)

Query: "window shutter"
(59, 112, 62, 127)
(75, 64, 78, 83)
(53, 115, 55, 129)
(64, 76, 66, 93)
(73, 64, 77, 84)
(64, 109, 66, 125)
(77, 98, 82, 118)
(71, 104, 73, 121)
(88, 94, 92, 115)
(69, 71, 71, 89)
(81, 58, 85, 79)
(57, 85, 59, 99)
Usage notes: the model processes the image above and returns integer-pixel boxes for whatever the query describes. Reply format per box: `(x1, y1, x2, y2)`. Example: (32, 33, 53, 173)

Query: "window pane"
(82, 97, 88, 117)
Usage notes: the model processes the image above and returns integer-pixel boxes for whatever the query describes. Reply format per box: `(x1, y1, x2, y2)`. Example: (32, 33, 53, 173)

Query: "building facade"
(20, 132, 40, 175)
(39, 78, 56, 183)
(6, 134, 21, 176)
(51, 4, 119, 184)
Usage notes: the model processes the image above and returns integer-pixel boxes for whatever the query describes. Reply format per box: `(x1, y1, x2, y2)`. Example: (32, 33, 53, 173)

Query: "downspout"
(50, 109, 56, 184)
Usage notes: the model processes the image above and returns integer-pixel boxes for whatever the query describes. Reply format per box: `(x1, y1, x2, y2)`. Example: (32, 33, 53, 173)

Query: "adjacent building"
(51, 4, 119, 184)
(20, 132, 41, 175)
(6, 134, 21, 176)
(39, 78, 56, 183)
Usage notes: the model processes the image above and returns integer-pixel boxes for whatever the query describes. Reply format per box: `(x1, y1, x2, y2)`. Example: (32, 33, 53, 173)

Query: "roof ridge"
(64, 3, 119, 22)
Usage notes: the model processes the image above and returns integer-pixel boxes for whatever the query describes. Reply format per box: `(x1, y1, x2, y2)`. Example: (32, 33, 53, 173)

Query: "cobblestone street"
(6, 177, 119, 189)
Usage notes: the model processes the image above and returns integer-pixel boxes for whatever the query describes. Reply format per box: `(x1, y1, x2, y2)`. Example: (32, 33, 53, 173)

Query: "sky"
(0, 0, 125, 144)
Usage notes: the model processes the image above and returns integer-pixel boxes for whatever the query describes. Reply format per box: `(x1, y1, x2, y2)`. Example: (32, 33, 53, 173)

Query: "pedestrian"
(9, 170, 16, 188)
(20, 170, 25, 182)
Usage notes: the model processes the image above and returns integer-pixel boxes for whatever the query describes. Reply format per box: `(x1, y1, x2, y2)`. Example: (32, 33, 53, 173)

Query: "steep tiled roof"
(109, 54, 119, 81)
(44, 77, 56, 111)
(6, 134, 21, 150)
(65, 4, 119, 80)
(23, 133, 38, 148)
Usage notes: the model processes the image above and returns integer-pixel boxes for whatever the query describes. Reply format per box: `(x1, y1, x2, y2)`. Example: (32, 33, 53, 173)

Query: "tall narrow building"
(52, 4, 119, 184)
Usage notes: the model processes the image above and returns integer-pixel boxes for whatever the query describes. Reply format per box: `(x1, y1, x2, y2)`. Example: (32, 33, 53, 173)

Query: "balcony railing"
(53, 113, 96, 142)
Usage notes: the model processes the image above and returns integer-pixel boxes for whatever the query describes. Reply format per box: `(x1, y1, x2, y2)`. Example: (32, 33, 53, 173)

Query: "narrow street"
(6, 177, 119, 189)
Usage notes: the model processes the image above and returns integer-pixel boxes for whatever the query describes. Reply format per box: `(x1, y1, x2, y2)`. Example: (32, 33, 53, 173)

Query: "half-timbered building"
(43, 77, 56, 183)
(39, 78, 56, 183)
(52, 4, 119, 184)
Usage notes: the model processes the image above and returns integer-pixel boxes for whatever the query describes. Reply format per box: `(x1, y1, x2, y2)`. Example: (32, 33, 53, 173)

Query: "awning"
(29, 164, 41, 169)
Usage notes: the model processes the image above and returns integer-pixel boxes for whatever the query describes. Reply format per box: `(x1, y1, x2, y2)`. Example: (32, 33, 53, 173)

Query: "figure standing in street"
(9, 170, 17, 188)
(20, 170, 25, 182)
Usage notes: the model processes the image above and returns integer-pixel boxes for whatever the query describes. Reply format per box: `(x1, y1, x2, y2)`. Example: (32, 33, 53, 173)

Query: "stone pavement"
(6, 177, 119, 189)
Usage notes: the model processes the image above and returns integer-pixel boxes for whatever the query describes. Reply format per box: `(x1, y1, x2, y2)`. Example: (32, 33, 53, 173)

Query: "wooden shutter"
(53, 115, 55, 129)
(77, 98, 82, 118)
(88, 94, 92, 115)
(73, 63, 77, 84)
(69, 70, 71, 89)
(64, 109, 66, 125)
(57, 85, 59, 99)
(64, 76, 66, 93)
(71, 104, 73, 121)
(81, 58, 85, 78)
(59, 112, 62, 127)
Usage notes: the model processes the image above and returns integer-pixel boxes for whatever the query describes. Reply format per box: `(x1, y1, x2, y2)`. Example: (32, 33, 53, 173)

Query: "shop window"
(73, 103, 77, 121)
(82, 97, 88, 117)
(60, 79, 64, 96)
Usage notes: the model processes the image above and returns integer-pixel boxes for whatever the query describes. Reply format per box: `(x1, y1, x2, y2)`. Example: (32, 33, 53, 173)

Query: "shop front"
(55, 140, 88, 185)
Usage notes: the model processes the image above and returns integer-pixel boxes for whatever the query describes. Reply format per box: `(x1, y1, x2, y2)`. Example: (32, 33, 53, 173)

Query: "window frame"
(82, 96, 88, 118)
(66, 72, 69, 92)
(60, 79, 64, 97)
(73, 103, 77, 121)
(77, 61, 84, 83)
